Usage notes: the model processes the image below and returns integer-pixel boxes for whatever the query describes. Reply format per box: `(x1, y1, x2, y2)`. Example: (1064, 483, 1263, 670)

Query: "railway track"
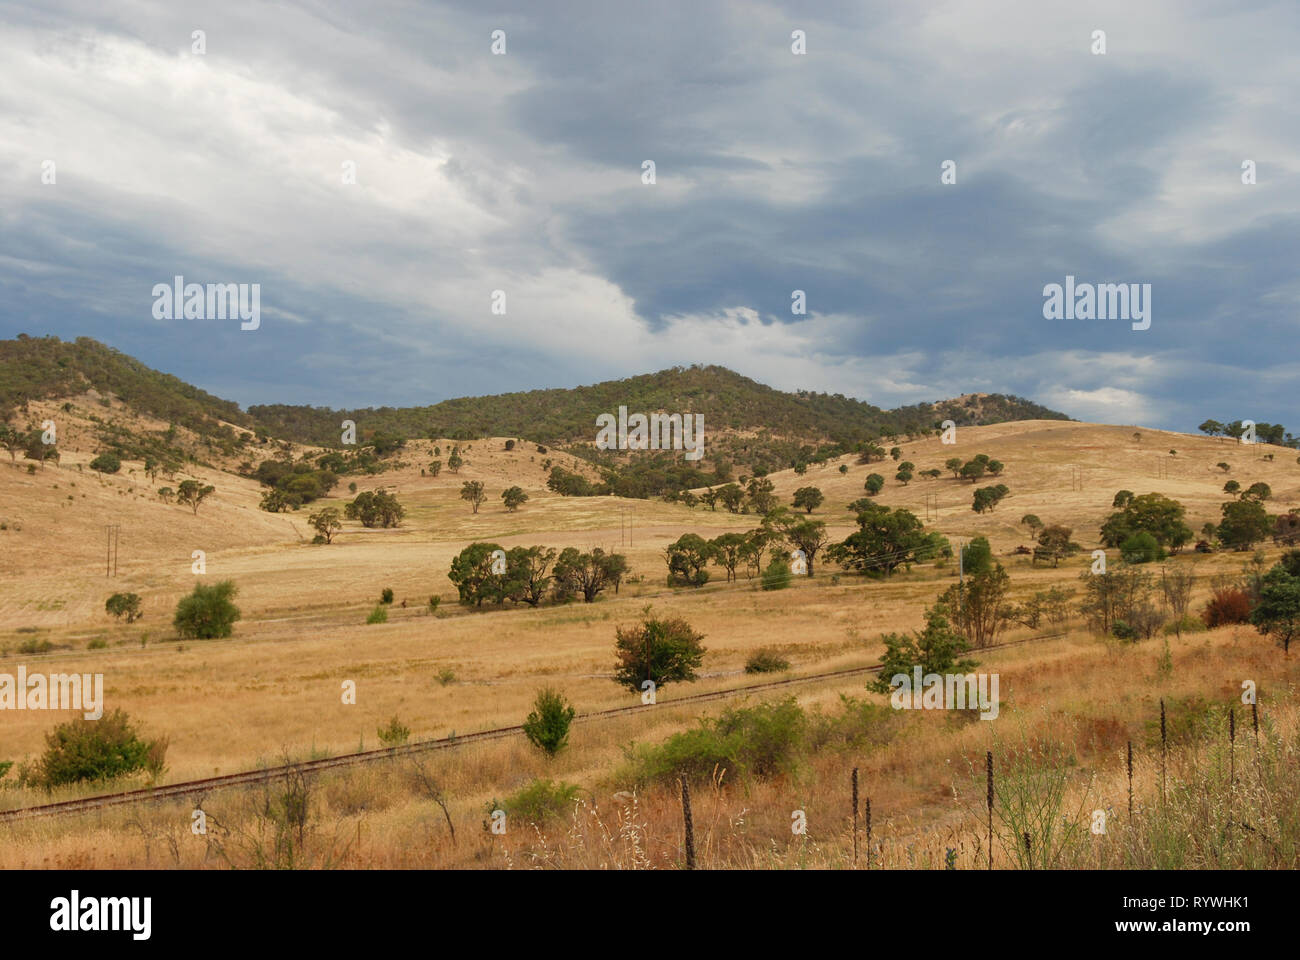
(0, 631, 1067, 823)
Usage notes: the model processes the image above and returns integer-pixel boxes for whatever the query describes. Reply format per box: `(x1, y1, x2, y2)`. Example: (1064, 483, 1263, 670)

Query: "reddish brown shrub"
(1201, 587, 1252, 628)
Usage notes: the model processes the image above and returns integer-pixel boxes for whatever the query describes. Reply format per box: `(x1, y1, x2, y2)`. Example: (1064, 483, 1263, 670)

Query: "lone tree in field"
(864, 473, 885, 496)
(105, 592, 143, 623)
(522, 688, 576, 757)
(501, 486, 528, 511)
(944, 457, 963, 478)
(176, 479, 215, 515)
(1034, 525, 1080, 567)
(308, 507, 342, 543)
(429, 460, 442, 477)
(461, 481, 487, 513)
(792, 486, 824, 513)
(346, 489, 404, 528)
(32, 709, 167, 788)
(448, 450, 463, 473)
(1217, 462, 1231, 473)
(1251, 552, 1300, 654)
(1218, 498, 1271, 551)
(868, 603, 974, 695)
(1021, 514, 1043, 537)
(1223, 480, 1241, 496)
(173, 580, 241, 639)
(613, 607, 706, 694)
(90, 451, 122, 475)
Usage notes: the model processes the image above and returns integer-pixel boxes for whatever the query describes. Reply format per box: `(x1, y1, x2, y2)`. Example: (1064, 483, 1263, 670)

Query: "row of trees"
(447, 543, 628, 607)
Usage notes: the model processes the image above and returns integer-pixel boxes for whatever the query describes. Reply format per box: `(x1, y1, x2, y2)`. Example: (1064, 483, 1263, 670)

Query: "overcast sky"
(1, 0, 1297, 430)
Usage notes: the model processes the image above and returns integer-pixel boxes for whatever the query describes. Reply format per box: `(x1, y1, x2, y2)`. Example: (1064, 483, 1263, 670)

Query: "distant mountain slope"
(0, 334, 250, 432)
(0, 337, 1070, 462)
(248, 365, 1070, 448)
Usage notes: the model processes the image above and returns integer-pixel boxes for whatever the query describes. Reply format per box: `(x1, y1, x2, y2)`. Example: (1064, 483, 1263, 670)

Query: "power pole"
(105, 524, 120, 577)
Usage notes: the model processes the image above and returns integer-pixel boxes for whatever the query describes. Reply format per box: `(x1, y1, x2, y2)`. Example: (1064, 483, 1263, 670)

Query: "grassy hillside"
(0, 335, 251, 433)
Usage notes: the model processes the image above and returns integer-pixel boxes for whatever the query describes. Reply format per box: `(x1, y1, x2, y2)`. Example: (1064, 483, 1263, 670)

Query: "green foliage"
(621, 697, 804, 787)
(448, 542, 505, 606)
(307, 507, 342, 543)
(1251, 560, 1300, 653)
(829, 501, 928, 575)
(760, 555, 793, 590)
(0, 335, 250, 432)
(1033, 524, 1080, 567)
(612, 608, 706, 693)
(377, 716, 410, 746)
(501, 485, 528, 511)
(961, 536, 993, 575)
(869, 603, 975, 694)
(105, 592, 142, 623)
(460, 480, 487, 512)
(366, 605, 388, 624)
(490, 779, 580, 825)
(745, 649, 791, 673)
(1099, 492, 1193, 552)
(553, 547, 626, 602)
(1120, 531, 1164, 564)
(345, 489, 404, 528)
(666, 533, 713, 587)
(1217, 499, 1271, 551)
(380, 588, 394, 604)
(173, 580, 240, 639)
(522, 687, 577, 757)
(863, 473, 885, 496)
(792, 486, 824, 513)
(176, 479, 215, 514)
(89, 451, 121, 474)
(972, 483, 1009, 513)
(32, 709, 167, 789)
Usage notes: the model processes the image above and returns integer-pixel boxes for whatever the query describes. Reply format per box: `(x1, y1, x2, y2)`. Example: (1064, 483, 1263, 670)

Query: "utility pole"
(105, 524, 120, 577)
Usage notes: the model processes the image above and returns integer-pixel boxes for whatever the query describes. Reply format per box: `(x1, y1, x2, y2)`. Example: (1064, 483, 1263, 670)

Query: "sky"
(1, 0, 1297, 431)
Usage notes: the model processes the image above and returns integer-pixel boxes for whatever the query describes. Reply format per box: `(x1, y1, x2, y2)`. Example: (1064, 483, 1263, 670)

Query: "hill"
(0, 335, 251, 434)
(248, 365, 1070, 450)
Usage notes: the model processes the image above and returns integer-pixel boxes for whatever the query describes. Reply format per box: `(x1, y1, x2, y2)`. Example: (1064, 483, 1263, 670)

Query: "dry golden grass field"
(2, 408, 1298, 869)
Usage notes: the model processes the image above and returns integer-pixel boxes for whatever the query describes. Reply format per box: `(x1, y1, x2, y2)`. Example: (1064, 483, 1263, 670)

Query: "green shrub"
(522, 687, 576, 757)
(744, 649, 790, 673)
(173, 581, 240, 639)
(622, 697, 804, 787)
(1120, 531, 1164, 564)
(487, 779, 580, 826)
(612, 609, 706, 693)
(0, 760, 12, 780)
(366, 605, 388, 624)
(1111, 620, 1140, 641)
(760, 556, 792, 591)
(377, 716, 410, 746)
(105, 592, 142, 622)
(90, 452, 121, 474)
(804, 695, 902, 752)
(380, 587, 394, 604)
(17, 638, 54, 654)
(32, 709, 167, 789)
(87, 637, 109, 650)
(428, 595, 441, 613)
(1161, 614, 1208, 636)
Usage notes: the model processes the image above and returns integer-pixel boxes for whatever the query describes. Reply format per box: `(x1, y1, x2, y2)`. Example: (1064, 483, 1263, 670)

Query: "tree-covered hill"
(1, 337, 1071, 473)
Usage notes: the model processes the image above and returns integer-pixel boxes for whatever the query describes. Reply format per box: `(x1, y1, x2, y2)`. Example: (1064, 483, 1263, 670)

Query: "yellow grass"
(1, 410, 1297, 868)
